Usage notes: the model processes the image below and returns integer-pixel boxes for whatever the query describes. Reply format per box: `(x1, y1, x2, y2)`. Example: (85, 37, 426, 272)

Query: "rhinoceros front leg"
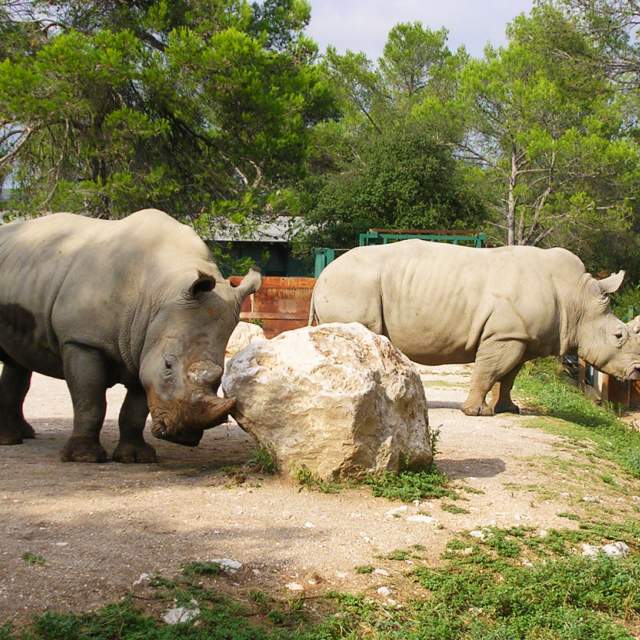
(0, 362, 35, 445)
(463, 340, 526, 417)
(490, 363, 523, 414)
(112, 386, 157, 463)
(60, 344, 108, 463)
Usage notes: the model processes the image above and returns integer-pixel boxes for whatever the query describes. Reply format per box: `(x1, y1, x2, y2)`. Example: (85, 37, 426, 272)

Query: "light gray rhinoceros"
(0, 209, 261, 462)
(310, 240, 640, 416)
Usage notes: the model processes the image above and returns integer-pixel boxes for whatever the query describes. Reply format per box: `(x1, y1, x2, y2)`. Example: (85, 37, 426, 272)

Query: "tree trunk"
(506, 144, 517, 246)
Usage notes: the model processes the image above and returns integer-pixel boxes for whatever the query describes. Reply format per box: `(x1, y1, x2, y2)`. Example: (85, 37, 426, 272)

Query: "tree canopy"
(2, 1, 640, 280)
(0, 0, 335, 224)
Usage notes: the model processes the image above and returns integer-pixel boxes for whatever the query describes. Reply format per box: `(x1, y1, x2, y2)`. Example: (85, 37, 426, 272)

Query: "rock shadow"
(437, 457, 506, 479)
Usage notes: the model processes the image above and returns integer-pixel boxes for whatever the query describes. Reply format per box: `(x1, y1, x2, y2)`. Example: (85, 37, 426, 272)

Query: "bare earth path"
(0, 365, 599, 623)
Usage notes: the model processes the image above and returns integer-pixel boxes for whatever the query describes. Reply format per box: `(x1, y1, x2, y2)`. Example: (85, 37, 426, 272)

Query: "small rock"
(286, 582, 304, 592)
(373, 568, 390, 576)
(303, 522, 315, 529)
(537, 529, 548, 538)
(163, 601, 200, 625)
(407, 515, 435, 524)
(209, 558, 242, 573)
(335, 571, 348, 579)
(582, 495, 600, 503)
(133, 573, 151, 586)
(377, 586, 392, 597)
(631, 496, 640, 503)
(53, 542, 69, 547)
(581, 543, 599, 557)
(602, 542, 629, 558)
(460, 547, 474, 556)
(521, 559, 533, 567)
(469, 530, 486, 541)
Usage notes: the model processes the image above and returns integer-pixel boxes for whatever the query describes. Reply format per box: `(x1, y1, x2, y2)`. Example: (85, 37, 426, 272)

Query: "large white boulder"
(225, 321, 266, 359)
(222, 322, 431, 480)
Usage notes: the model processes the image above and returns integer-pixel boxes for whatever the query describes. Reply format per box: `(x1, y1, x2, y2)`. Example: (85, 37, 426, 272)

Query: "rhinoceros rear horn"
(234, 266, 262, 302)
(189, 271, 216, 299)
(597, 270, 625, 294)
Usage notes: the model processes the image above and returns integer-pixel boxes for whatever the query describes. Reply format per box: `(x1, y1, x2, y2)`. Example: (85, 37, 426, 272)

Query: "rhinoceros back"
(0, 210, 212, 377)
(313, 240, 585, 365)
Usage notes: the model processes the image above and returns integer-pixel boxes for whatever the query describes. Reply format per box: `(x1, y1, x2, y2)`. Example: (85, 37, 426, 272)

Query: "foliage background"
(2, 0, 640, 282)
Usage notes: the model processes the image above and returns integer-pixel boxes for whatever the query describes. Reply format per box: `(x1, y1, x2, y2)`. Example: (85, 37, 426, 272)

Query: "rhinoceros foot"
(492, 401, 521, 415)
(113, 441, 158, 463)
(0, 418, 34, 445)
(461, 403, 494, 417)
(60, 437, 108, 463)
(20, 420, 36, 439)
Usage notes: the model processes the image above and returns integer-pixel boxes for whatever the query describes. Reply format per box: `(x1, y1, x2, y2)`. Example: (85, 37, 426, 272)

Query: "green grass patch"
(180, 561, 221, 578)
(385, 549, 411, 561)
(557, 512, 581, 521)
(248, 446, 278, 475)
(354, 564, 374, 574)
(294, 465, 342, 494)
(6, 520, 640, 639)
(441, 502, 470, 515)
(515, 358, 640, 477)
(364, 465, 456, 502)
(21, 552, 46, 566)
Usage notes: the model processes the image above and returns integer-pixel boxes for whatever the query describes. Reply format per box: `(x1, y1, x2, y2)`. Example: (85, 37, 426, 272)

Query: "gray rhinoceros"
(310, 240, 640, 416)
(0, 209, 261, 462)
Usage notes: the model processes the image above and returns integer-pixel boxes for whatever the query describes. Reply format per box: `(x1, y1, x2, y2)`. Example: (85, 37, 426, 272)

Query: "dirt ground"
(0, 365, 615, 624)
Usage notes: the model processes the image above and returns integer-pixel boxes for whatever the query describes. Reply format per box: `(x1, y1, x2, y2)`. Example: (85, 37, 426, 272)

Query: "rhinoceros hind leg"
(60, 344, 108, 463)
(113, 386, 157, 464)
(490, 364, 523, 414)
(463, 340, 526, 418)
(0, 361, 34, 445)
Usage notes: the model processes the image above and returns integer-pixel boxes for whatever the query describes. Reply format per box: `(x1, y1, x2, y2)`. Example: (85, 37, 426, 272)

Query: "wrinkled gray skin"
(0, 209, 261, 462)
(311, 240, 640, 416)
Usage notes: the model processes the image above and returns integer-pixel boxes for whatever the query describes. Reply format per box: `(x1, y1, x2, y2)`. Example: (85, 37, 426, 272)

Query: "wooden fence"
(578, 358, 640, 409)
(229, 276, 316, 339)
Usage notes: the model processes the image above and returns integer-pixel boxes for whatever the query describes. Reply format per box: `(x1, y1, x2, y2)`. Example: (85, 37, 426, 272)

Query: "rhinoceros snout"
(627, 365, 640, 381)
(152, 422, 204, 447)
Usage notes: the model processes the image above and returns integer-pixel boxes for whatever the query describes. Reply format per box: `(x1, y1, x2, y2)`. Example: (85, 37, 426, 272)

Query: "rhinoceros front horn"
(201, 396, 236, 430)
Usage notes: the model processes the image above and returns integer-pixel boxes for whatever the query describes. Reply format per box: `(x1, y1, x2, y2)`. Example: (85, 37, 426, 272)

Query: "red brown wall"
(229, 276, 316, 338)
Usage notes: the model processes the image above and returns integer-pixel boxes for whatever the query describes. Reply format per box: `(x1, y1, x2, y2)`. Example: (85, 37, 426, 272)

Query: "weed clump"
(365, 465, 455, 502)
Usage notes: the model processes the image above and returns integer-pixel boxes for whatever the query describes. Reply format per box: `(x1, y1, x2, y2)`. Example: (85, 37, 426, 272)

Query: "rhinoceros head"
(139, 266, 261, 446)
(577, 270, 640, 381)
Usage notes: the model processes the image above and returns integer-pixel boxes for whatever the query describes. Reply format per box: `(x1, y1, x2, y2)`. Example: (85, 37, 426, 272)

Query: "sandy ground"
(0, 365, 602, 623)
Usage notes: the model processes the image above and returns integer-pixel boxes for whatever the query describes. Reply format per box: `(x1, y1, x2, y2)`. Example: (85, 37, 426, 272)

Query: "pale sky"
(306, 0, 535, 60)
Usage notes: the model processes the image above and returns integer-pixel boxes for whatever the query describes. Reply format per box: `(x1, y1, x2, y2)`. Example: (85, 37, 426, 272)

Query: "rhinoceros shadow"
(427, 400, 464, 410)
(19, 418, 256, 473)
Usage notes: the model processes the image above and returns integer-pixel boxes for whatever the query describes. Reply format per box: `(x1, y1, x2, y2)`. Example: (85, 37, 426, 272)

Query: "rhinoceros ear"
(628, 315, 640, 335)
(597, 270, 625, 294)
(234, 267, 262, 302)
(189, 271, 216, 299)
